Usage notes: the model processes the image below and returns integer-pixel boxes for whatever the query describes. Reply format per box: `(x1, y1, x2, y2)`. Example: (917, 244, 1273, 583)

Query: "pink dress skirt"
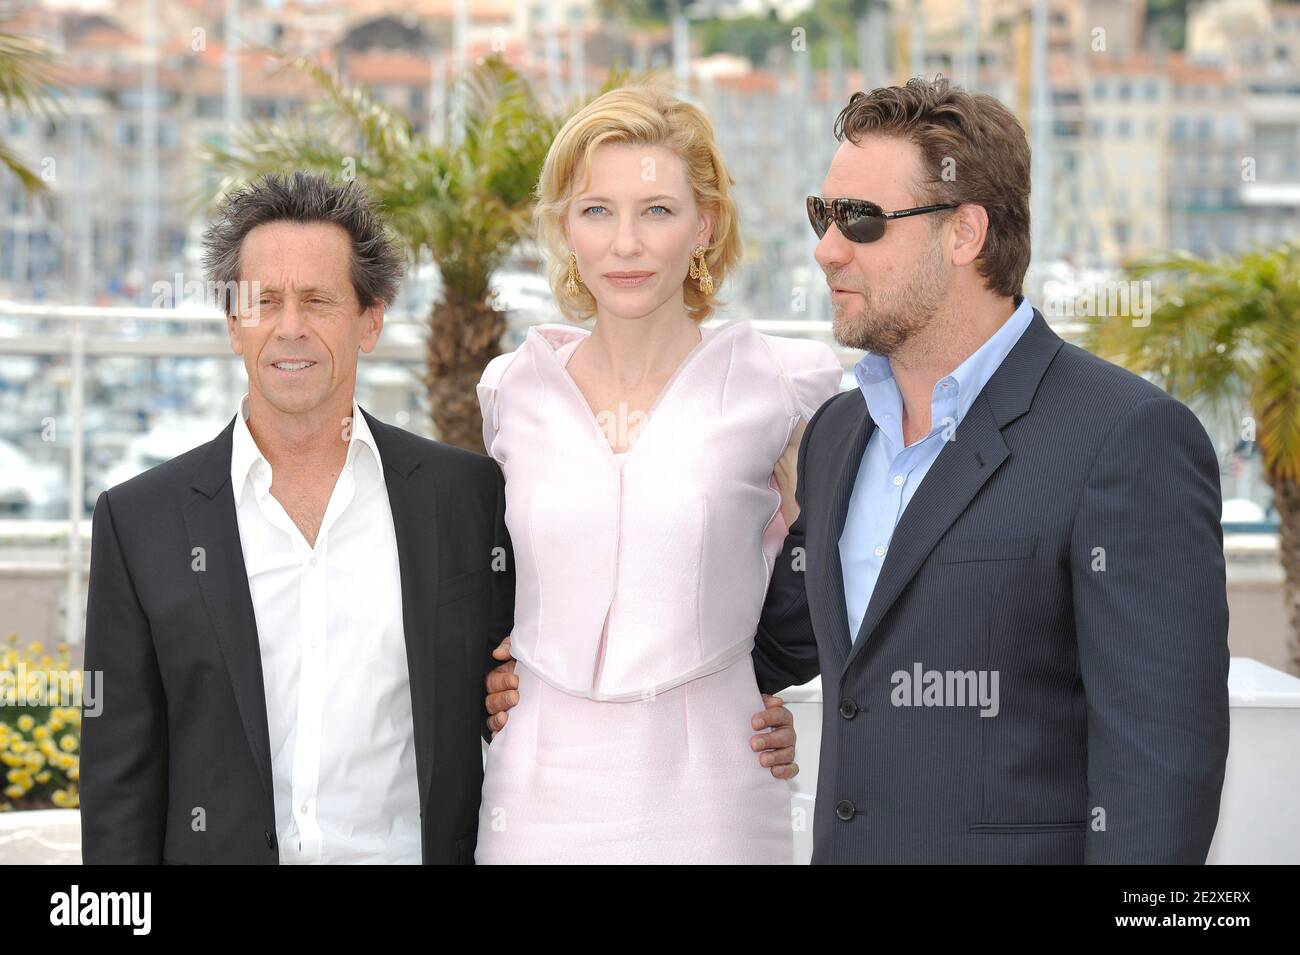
(474, 650, 793, 864)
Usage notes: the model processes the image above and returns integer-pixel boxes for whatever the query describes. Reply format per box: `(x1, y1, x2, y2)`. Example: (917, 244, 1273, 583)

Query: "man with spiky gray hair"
(80, 172, 515, 864)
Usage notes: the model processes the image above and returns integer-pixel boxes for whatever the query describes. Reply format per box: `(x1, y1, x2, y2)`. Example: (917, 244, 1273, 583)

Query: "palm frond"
(1082, 242, 1300, 480)
(0, 31, 61, 197)
(0, 32, 59, 114)
(0, 137, 48, 193)
(255, 48, 413, 163)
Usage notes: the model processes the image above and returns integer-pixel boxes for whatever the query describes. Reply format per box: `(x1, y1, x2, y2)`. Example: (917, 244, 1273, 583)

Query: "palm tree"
(1083, 243, 1300, 675)
(0, 30, 58, 195)
(206, 52, 612, 450)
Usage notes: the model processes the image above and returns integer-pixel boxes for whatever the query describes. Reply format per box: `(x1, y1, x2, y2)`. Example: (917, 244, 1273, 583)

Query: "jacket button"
(265, 831, 276, 850)
(838, 698, 858, 719)
(835, 800, 856, 821)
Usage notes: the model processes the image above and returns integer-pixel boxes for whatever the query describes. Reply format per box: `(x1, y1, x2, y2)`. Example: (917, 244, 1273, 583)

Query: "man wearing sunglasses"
(752, 77, 1230, 864)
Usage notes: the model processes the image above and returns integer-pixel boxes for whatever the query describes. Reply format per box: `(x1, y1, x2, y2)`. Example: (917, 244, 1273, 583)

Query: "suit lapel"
(363, 409, 441, 810)
(842, 397, 1009, 668)
(183, 419, 275, 807)
(808, 393, 875, 666)
(838, 309, 1065, 671)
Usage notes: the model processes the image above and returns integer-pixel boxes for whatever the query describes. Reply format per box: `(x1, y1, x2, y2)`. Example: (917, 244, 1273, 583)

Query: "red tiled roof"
(1166, 52, 1228, 84)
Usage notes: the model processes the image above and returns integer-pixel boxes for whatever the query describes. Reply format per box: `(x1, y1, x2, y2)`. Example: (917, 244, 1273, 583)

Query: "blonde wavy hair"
(534, 80, 742, 324)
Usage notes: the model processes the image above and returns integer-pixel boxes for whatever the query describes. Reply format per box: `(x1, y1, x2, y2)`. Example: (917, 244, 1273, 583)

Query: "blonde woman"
(474, 83, 842, 863)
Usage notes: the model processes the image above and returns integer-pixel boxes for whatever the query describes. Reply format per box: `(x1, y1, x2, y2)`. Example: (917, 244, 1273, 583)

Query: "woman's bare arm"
(774, 418, 806, 528)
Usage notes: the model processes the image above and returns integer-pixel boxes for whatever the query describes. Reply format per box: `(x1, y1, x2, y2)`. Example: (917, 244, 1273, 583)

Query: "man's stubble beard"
(830, 237, 948, 356)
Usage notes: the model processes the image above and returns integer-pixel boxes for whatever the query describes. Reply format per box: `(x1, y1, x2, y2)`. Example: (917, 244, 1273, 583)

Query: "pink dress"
(474, 320, 842, 864)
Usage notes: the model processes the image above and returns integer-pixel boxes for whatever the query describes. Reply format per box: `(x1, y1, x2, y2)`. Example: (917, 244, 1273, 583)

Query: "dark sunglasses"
(806, 196, 959, 244)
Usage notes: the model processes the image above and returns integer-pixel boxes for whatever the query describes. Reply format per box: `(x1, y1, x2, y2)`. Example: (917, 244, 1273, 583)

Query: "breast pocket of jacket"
(925, 534, 1040, 658)
(933, 534, 1038, 564)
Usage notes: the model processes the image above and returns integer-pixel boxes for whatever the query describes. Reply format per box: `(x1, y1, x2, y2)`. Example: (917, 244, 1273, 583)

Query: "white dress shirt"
(230, 394, 420, 864)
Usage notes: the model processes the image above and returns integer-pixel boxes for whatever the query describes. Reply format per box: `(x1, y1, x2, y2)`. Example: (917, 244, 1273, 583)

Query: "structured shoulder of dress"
(478, 324, 591, 390)
(476, 351, 520, 459)
(753, 331, 845, 420)
(478, 350, 518, 392)
(755, 330, 840, 371)
(528, 323, 591, 351)
(477, 324, 594, 457)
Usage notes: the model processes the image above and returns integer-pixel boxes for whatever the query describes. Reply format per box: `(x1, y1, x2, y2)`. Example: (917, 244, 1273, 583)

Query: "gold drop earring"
(565, 250, 583, 294)
(689, 246, 714, 295)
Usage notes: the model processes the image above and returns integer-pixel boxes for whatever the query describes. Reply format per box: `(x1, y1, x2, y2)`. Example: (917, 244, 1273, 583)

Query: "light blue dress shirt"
(839, 296, 1036, 644)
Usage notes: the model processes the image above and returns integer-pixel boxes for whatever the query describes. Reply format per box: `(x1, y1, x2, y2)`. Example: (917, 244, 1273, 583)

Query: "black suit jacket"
(753, 308, 1230, 863)
(80, 408, 514, 864)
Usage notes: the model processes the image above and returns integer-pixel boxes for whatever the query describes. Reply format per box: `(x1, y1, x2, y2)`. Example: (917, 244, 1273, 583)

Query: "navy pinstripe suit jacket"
(753, 307, 1230, 864)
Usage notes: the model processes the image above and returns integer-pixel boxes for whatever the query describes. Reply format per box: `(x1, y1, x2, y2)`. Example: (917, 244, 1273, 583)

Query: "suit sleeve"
(752, 399, 832, 695)
(1071, 395, 1230, 863)
(481, 462, 515, 745)
(79, 490, 169, 864)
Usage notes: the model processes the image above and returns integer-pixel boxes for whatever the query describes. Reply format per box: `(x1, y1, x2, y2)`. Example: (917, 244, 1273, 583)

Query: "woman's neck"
(579, 313, 702, 386)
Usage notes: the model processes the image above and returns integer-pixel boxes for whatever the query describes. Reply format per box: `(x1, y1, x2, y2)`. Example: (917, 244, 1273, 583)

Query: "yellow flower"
(33, 725, 49, 741)
(5, 633, 16, 644)
(52, 789, 69, 807)
(68, 766, 79, 781)
(16, 714, 34, 733)
(0, 753, 21, 768)
(28, 642, 41, 655)
(49, 717, 64, 732)
(35, 770, 50, 783)
(4, 785, 23, 799)
(59, 734, 78, 753)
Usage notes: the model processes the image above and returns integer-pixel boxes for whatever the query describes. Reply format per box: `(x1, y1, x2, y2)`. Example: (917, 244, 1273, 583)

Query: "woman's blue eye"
(581, 205, 670, 216)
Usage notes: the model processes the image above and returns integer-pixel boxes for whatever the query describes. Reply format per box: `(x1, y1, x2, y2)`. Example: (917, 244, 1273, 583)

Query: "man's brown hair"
(833, 76, 1030, 298)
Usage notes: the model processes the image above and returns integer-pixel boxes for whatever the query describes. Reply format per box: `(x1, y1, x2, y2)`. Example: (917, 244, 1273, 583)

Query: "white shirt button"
(892, 474, 904, 486)
(300, 803, 309, 814)
(874, 545, 886, 557)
